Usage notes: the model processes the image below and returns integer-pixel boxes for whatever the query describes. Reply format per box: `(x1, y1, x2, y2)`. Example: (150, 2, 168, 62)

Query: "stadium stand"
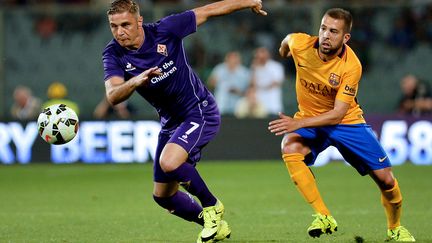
(1, 2, 432, 119)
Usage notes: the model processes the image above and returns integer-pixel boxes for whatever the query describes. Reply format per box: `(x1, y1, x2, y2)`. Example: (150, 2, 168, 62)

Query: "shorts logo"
(178, 135, 188, 144)
(379, 156, 388, 163)
(177, 122, 200, 144)
(157, 44, 168, 56)
(328, 73, 340, 87)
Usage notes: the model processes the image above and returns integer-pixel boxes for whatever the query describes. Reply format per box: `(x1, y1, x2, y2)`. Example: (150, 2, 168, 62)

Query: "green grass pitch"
(0, 161, 430, 243)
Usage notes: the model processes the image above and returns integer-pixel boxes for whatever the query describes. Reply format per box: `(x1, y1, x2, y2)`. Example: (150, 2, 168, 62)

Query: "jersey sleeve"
(287, 33, 312, 57)
(158, 10, 197, 39)
(102, 48, 124, 81)
(336, 65, 362, 104)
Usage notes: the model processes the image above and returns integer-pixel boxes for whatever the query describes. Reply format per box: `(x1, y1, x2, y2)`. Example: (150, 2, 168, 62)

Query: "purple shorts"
(153, 111, 220, 183)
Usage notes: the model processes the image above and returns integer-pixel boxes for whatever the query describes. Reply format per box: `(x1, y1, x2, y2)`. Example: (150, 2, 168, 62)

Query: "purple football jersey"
(102, 10, 218, 129)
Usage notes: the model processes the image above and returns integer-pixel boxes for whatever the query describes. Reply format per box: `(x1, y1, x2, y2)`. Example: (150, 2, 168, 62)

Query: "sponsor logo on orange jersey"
(343, 84, 357, 96)
(300, 79, 337, 97)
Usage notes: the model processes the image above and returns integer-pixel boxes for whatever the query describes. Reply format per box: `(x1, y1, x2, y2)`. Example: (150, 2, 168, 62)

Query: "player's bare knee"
(281, 140, 306, 154)
(380, 176, 396, 190)
(375, 174, 395, 190)
(281, 134, 309, 154)
(159, 159, 177, 173)
(371, 168, 396, 190)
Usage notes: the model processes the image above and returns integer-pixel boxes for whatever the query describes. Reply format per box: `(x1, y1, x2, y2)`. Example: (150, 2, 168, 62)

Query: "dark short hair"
(107, 0, 140, 17)
(324, 8, 353, 33)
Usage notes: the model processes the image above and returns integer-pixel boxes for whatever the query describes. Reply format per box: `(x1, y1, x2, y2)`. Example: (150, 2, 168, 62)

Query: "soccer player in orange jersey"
(268, 8, 415, 242)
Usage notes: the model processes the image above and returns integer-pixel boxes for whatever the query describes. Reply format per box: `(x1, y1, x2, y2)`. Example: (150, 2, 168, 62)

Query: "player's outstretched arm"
(105, 67, 160, 105)
(193, 0, 267, 26)
(268, 101, 350, 135)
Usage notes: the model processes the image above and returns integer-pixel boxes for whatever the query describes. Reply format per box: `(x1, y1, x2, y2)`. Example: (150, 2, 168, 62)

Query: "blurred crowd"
(398, 74, 432, 117)
(208, 47, 285, 119)
(388, 7, 432, 49)
(3, 1, 432, 120)
(11, 60, 432, 122)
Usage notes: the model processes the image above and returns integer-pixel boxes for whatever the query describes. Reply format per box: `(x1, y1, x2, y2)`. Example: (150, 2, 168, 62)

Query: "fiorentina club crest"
(157, 44, 168, 56)
(328, 73, 341, 87)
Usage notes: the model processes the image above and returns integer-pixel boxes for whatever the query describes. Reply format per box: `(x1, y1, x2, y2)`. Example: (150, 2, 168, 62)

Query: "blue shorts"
(153, 111, 220, 183)
(293, 124, 391, 176)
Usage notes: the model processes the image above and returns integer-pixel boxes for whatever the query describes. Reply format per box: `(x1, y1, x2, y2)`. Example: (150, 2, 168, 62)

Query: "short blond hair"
(107, 0, 140, 17)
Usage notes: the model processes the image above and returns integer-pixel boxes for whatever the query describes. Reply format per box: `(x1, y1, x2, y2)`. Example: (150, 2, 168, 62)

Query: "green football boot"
(307, 213, 338, 238)
(196, 220, 231, 243)
(214, 220, 231, 241)
(197, 200, 226, 243)
(386, 226, 416, 242)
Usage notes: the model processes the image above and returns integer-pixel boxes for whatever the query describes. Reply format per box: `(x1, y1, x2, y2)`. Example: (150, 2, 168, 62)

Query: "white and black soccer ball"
(37, 104, 79, 145)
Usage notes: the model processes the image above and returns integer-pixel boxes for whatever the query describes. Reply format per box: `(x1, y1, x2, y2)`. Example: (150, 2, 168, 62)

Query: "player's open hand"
(268, 112, 301, 136)
(134, 67, 162, 87)
(251, 0, 267, 16)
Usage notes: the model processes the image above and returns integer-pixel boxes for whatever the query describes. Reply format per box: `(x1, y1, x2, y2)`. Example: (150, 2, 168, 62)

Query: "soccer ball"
(37, 104, 79, 145)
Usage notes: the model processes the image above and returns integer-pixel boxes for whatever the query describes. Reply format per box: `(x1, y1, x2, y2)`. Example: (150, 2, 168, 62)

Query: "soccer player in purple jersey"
(102, 1, 266, 242)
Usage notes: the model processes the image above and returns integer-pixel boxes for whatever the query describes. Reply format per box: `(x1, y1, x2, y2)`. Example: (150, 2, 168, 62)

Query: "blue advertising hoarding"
(0, 115, 431, 165)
